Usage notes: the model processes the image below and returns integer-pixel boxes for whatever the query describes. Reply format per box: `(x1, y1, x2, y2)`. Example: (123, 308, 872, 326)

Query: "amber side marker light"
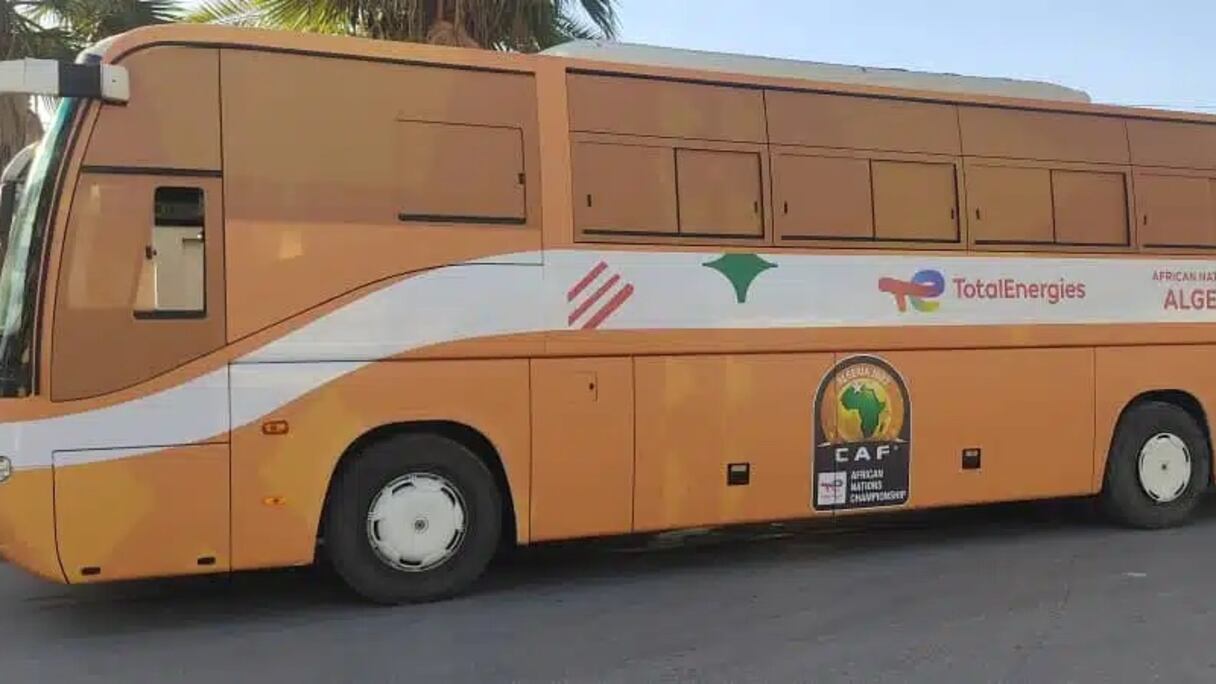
(0, 456, 11, 483)
(262, 420, 289, 436)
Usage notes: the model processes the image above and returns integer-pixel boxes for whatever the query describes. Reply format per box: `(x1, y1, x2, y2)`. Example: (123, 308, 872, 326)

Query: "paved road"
(3, 498, 1216, 683)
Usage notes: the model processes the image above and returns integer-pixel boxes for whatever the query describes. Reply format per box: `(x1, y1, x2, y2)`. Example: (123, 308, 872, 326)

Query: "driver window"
(135, 187, 206, 317)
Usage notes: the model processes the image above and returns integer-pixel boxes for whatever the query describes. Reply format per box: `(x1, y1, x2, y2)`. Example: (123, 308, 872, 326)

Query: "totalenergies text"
(952, 277, 1087, 305)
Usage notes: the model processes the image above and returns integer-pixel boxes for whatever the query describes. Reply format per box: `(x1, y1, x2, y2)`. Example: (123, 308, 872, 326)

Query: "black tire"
(324, 433, 502, 604)
(1101, 401, 1210, 529)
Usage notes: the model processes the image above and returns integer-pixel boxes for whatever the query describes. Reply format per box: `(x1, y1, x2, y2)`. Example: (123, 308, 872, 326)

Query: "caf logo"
(818, 358, 907, 444)
(812, 355, 911, 511)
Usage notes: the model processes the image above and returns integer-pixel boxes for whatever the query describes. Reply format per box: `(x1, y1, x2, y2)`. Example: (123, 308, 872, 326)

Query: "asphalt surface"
(3, 498, 1216, 683)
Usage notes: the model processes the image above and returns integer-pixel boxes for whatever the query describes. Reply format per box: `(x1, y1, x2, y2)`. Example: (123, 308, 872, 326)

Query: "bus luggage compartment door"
(52, 444, 230, 583)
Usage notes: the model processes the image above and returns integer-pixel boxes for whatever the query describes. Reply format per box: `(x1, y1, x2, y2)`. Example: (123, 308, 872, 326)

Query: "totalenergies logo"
(878, 269, 945, 313)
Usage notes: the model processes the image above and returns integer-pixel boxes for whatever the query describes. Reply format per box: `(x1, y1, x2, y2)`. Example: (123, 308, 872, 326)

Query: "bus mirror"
(0, 59, 128, 103)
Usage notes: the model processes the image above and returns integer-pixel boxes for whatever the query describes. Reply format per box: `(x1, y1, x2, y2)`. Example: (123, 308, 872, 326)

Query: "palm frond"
(1, 0, 186, 172)
(188, 0, 270, 27)
(493, 0, 615, 51)
(92, 0, 180, 40)
(17, 0, 181, 51)
(552, 12, 600, 42)
(563, 0, 615, 39)
(254, 0, 338, 33)
(189, 0, 619, 51)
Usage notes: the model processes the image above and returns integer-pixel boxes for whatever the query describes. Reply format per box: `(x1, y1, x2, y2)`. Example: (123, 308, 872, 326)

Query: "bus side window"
(1135, 173, 1216, 249)
(396, 121, 526, 226)
(136, 187, 206, 317)
(675, 148, 764, 238)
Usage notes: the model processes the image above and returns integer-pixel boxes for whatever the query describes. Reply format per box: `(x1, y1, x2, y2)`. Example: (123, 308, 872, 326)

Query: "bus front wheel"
(324, 433, 502, 604)
(1101, 401, 1210, 529)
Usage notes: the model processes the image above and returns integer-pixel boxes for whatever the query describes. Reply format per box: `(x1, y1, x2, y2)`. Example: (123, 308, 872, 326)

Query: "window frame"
(673, 147, 766, 239)
(1050, 168, 1132, 248)
(571, 132, 772, 247)
(571, 138, 680, 238)
(771, 150, 874, 242)
(962, 157, 1136, 254)
(1132, 165, 1216, 254)
(562, 83, 1216, 259)
(770, 145, 966, 251)
(134, 185, 208, 320)
(870, 158, 962, 244)
(394, 118, 529, 228)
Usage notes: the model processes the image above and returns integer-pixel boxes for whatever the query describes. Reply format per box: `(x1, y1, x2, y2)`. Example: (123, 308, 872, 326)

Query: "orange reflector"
(263, 496, 287, 507)
(262, 419, 289, 435)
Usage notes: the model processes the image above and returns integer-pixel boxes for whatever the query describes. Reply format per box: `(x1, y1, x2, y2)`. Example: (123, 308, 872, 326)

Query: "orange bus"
(1, 25, 1216, 603)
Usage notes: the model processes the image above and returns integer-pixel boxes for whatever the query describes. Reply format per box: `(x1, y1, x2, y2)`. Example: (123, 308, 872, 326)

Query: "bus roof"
(543, 40, 1091, 104)
(92, 25, 1216, 124)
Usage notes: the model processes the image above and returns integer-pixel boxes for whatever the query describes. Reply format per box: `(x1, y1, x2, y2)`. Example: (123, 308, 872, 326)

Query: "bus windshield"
(0, 98, 80, 396)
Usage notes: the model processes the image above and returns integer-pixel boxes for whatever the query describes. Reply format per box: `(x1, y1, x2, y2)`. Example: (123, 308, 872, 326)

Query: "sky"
(610, 0, 1216, 112)
(174, 0, 1216, 112)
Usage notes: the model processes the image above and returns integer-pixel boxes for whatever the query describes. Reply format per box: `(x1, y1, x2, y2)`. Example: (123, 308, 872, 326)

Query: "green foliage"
(189, 0, 619, 52)
(0, 0, 618, 170)
(3, 0, 180, 60)
(1, 1, 180, 172)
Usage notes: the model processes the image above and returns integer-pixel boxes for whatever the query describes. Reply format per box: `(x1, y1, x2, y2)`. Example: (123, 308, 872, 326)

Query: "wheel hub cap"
(1137, 433, 1192, 504)
(367, 473, 466, 572)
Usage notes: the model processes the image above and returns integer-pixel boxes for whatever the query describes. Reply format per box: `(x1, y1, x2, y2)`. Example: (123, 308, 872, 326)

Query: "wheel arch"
(1103, 389, 1213, 485)
(320, 420, 520, 548)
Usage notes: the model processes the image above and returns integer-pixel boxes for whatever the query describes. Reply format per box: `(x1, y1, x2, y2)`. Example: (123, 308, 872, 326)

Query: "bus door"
(49, 170, 230, 583)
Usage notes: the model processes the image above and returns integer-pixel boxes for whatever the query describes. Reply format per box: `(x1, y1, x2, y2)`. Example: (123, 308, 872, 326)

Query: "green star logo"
(703, 253, 777, 304)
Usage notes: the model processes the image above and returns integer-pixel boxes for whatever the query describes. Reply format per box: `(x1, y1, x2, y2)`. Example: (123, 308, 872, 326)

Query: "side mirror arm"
(0, 59, 128, 103)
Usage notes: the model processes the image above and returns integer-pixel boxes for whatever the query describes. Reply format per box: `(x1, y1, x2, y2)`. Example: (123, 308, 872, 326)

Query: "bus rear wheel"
(1101, 401, 1210, 529)
(324, 433, 502, 604)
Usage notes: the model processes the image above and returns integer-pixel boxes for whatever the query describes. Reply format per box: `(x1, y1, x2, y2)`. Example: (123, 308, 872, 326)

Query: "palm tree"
(190, 0, 618, 52)
(0, 0, 180, 171)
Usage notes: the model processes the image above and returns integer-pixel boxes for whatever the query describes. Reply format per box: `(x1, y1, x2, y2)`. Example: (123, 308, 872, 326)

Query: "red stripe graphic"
(567, 260, 634, 329)
(581, 284, 634, 330)
(567, 261, 608, 302)
(568, 274, 620, 325)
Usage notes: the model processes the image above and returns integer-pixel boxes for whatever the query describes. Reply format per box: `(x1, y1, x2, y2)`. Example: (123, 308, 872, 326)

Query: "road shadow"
(18, 495, 1216, 635)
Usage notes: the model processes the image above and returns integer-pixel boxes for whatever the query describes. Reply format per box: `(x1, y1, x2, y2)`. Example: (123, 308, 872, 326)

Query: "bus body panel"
(633, 353, 836, 532)
(0, 469, 61, 582)
(229, 359, 533, 570)
(9, 25, 1216, 584)
(1094, 345, 1216, 490)
(851, 347, 1095, 510)
(529, 356, 634, 542)
(81, 46, 221, 171)
(53, 443, 230, 582)
(218, 47, 544, 342)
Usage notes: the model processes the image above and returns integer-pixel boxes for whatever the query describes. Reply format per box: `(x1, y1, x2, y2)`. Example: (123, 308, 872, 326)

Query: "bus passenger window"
(1136, 174, 1216, 248)
(966, 164, 1054, 244)
(872, 160, 959, 243)
(772, 153, 873, 240)
(1051, 170, 1129, 246)
(675, 148, 764, 237)
(136, 187, 206, 317)
(572, 141, 678, 236)
(396, 121, 526, 225)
